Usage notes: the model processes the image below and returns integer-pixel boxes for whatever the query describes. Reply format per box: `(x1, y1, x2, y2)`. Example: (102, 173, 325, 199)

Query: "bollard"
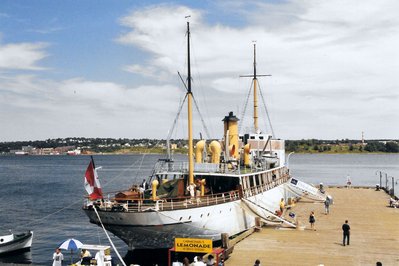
(221, 233, 230, 249)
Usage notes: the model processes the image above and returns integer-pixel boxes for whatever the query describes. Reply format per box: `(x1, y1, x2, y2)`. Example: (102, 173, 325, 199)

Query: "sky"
(0, 0, 398, 141)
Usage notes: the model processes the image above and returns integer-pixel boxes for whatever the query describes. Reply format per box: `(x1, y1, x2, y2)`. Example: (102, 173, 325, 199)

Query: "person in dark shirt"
(342, 220, 350, 246)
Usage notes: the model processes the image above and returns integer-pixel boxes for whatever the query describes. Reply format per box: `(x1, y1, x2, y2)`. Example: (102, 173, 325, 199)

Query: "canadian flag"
(84, 156, 103, 200)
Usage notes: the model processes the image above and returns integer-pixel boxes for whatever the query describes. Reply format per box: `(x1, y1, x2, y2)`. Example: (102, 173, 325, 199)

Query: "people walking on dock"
(324, 196, 331, 214)
(279, 198, 285, 213)
(52, 248, 64, 266)
(342, 220, 350, 246)
(346, 175, 352, 188)
(309, 211, 316, 230)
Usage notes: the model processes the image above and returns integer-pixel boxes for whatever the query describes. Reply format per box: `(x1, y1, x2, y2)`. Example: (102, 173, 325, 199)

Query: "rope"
(192, 95, 211, 139)
(239, 80, 253, 134)
(166, 94, 187, 141)
(0, 199, 83, 231)
(238, 200, 282, 225)
(93, 207, 127, 266)
(242, 198, 296, 227)
(0, 157, 145, 231)
(258, 82, 275, 137)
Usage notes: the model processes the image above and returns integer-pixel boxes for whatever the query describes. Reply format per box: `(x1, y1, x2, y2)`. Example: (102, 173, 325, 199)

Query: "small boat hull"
(0, 231, 33, 255)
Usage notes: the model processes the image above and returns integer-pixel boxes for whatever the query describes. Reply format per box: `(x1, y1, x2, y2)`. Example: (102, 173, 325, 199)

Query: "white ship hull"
(84, 181, 295, 249)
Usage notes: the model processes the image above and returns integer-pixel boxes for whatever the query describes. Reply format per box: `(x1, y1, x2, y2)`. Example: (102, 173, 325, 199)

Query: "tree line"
(1, 137, 398, 154)
(285, 139, 399, 153)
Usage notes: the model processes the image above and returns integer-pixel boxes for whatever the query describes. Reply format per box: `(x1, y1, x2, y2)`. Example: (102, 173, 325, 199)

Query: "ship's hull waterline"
(84, 182, 295, 249)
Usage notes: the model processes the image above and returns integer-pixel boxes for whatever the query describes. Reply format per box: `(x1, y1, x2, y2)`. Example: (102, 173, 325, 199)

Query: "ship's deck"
(225, 187, 399, 266)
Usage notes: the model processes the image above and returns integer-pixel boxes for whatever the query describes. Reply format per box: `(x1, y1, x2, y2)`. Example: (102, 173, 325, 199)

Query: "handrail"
(85, 172, 291, 213)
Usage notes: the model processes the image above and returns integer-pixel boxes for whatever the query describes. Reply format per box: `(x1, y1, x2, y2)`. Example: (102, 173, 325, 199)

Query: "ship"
(82, 21, 325, 250)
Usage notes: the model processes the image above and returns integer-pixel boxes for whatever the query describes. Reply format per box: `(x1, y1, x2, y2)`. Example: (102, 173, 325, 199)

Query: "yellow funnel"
(223, 112, 239, 159)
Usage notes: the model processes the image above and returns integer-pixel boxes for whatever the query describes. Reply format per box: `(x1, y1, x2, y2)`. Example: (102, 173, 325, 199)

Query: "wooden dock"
(224, 187, 399, 266)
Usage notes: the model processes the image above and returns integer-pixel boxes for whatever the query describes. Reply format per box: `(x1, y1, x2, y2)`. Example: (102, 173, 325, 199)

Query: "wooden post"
(221, 233, 230, 249)
(255, 217, 262, 232)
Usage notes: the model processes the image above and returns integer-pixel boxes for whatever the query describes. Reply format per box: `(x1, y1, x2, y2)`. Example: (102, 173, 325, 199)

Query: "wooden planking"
(225, 187, 399, 266)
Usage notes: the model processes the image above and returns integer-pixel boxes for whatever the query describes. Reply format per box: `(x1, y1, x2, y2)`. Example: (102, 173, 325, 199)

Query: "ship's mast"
(253, 44, 259, 133)
(186, 21, 194, 185)
(240, 42, 271, 133)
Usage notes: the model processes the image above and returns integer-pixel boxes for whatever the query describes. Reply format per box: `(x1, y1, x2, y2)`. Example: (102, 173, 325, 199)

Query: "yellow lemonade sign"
(174, 238, 212, 253)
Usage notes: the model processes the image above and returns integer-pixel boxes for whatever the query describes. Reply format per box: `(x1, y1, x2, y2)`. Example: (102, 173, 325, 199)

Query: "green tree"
(385, 142, 399, 153)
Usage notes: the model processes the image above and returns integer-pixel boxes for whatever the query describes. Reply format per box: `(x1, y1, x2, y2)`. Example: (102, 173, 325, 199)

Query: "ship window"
(259, 136, 264, 140)
(0, 239, 3, 242)
(250, 136, 255, 139)
(179, 217, 182, 221)
(188, 216, 191, 220)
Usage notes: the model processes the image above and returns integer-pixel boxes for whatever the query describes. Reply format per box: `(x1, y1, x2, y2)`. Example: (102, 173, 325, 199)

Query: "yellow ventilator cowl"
(152, 179, 159, 201)
(209, 140, 221, 163)
(195, 140, 206, 163)
(244, 143, 251, 166)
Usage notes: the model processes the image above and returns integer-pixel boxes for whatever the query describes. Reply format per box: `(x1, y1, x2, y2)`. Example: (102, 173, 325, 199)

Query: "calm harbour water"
(0, 153, 398, 265)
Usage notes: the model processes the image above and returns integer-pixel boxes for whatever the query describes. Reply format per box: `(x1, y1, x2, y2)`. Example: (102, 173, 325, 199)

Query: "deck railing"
(86, 172, 291, 213)
(153, 160, 273, 174)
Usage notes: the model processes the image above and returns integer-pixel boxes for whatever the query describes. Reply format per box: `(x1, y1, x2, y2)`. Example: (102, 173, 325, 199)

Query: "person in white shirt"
(52, 248, 64, 266)
(346, 175, 352, 188)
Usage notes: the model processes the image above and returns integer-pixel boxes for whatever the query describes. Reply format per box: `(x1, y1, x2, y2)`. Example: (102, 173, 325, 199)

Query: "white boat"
(82, 22, 325, 250)
(74, 244, 113, 266)
(0, 231, 33, 254)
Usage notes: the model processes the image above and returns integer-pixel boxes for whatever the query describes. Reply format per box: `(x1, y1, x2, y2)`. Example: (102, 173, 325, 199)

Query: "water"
(0, 153, 398, 265)
(289, 154, 399, 192)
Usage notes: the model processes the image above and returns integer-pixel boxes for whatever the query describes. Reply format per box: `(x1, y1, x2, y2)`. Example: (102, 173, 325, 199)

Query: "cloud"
(114, 0, 399, 139)
(27, 26, 65, 34)
(1, 0, 398, 141)
(0, 74, 183, 140)
(0, 42, 48, 70)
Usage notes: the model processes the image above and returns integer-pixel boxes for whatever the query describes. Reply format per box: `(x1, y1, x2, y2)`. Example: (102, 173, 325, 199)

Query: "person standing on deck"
(324, 196, 331, 214)
(187, 183, 196, 203)
(52, 248, 64, 266)
(342, 220, 351, 246)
